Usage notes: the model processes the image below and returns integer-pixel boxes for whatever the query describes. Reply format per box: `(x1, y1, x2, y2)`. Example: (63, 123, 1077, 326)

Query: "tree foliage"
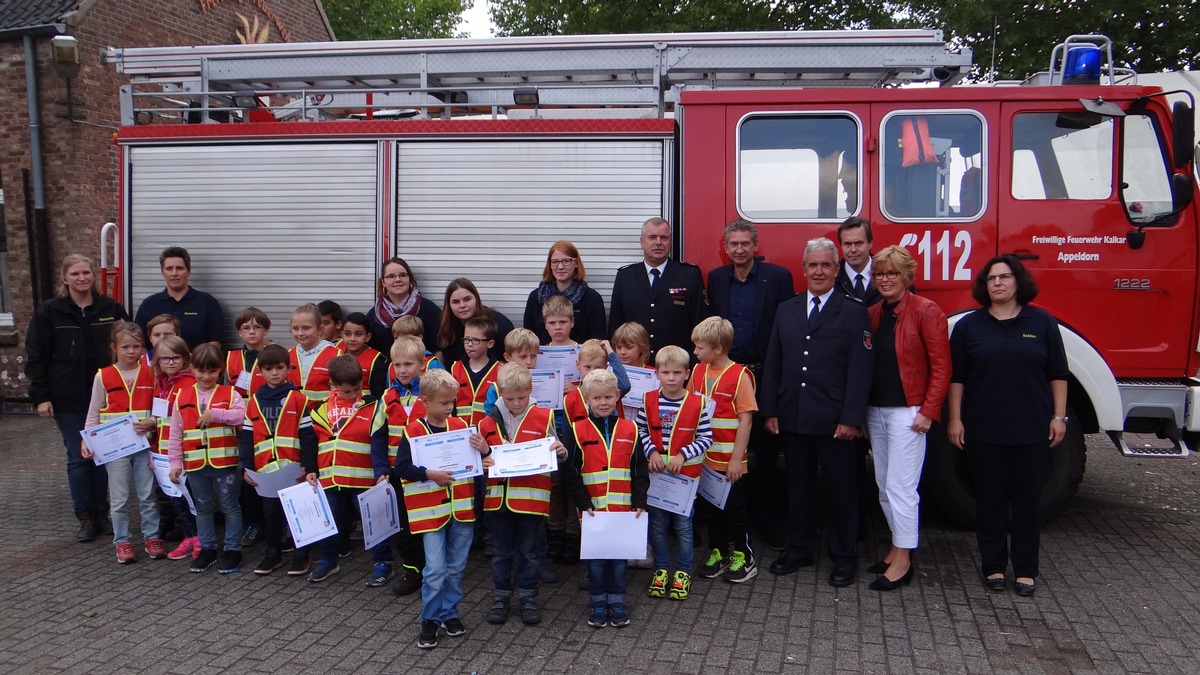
(323, 0, 471, 40)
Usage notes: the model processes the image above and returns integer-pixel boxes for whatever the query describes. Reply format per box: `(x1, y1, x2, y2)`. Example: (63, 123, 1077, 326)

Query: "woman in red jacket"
(863, 246, 950, 591)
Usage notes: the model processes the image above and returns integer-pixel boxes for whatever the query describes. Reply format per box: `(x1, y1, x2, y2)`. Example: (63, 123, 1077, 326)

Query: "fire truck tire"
(921, 415, 1086, 530)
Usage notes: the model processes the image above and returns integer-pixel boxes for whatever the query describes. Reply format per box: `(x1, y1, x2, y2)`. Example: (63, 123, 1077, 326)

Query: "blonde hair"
(496, 362, 533, 392)
(420, 368, 459, 398)
(58, 254, 100, 297)
(581, 368, 618, 397)
(153, 335, 190, 375)
(504, 328, 540, 356)
(578, 338, 606, 363)
(612, 322, 650, 355)
(873, 245, 918, 286)
(390, 315, 424, 339)
(292, 302, 321, 325)
(389, 335, 425, 362)
(691, 316, 734, 350)
(655, 345, 690, 370)
(541, 295, 574, 321)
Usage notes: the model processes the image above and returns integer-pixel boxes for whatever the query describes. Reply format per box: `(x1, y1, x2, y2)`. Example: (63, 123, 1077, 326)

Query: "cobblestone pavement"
(1, 412, 1199, 674)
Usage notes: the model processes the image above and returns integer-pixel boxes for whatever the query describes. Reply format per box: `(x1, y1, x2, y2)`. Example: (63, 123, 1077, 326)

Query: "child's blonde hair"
(153, 335, 190, 374)
(109, 320, 145, 349)
(292, 302, 321, 325)
(578, 338, 606, 363)
(420, 368, 459, 398)
(655, 345, 690, 370)
(496, 362, 533, 393)
(390, 335, 425, 362)
(612, 322, 650, 357)
(541, 295, 574, 321)
(691, 316, 734, 350)
(581, 368, 618, 396)
(391, 315, 424, 339)
(504, 328, 540, 356)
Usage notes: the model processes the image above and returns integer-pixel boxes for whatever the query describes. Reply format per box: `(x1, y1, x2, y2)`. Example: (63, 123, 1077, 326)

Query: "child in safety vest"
(337, 312, 387, 399)
(391, 368, 494, 650)
(143, 316, 185, 546)
(317, 299, 344, 347)
(167, 343, 247, 574)
(81, 321, 162, 564)
(611, 322, 656, 569)
(390, 315, 444, 373)
(481, 328, 539, 416)
(451, 315, 500, 425)
(238, 344, 317, 577)
(150, 335, 199, 561)
(303, 355, 394, 586)
(690, 316, 759, 584)
(227, 306, 271, 552)
(288, 302, 338, 411)
(478, 363, 567, 627)
(562, 369, 649, 629)
(634, 345, 714, 600)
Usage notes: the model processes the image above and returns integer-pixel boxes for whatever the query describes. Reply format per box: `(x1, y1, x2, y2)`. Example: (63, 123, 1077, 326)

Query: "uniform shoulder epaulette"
(675, 260, 701, 269)
(617, 262, 642, 271)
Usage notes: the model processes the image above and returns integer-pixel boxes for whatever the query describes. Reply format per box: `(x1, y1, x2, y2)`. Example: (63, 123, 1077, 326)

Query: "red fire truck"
(102, 31, 1198, 524)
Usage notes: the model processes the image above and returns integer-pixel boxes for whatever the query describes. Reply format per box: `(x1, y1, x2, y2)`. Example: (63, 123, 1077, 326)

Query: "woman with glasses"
(365, 257, 442, 356)
(947, 255, 1068, 597)
(862, 246, 950, 591)
(522, 240, 607, 344)
(437, 278, 514, 366)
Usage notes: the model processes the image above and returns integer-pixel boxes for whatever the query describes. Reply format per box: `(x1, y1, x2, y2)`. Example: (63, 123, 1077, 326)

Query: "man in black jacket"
(835, 217, 882, 307)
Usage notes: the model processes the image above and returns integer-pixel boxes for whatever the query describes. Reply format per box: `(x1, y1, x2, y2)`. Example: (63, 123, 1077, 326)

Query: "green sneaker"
(698, 548, 728, 579)
(725, 550, 758, 584)
(668, 571, 692, 600)
(647, 568, 669, 598)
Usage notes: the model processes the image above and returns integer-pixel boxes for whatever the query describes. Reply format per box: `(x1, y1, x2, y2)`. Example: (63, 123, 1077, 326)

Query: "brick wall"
(0, 0, 334, 405)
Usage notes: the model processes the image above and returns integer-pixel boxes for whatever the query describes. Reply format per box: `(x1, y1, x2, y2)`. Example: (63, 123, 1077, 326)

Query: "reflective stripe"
(693, 362, 753, 473)
(452, 360, 498, 425)
(402, 418, 475, 532)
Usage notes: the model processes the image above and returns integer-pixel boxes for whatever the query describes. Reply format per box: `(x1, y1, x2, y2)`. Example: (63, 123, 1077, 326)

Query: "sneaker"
(338, 546, 353, 559)
(725, 551, 758, 584)
(253, 549, 283, 575)
(308, 561, 339, 582)
(280, 532, 295, 553)
(167, 537, 195, 561)
(365, 563, 394, 587)
(608, 603, 631, 627)
(698, 548, 728, 579)
(441, 618, 466, 637)
(647, 569, 669, 598)
(392, 568, 421, 596)
(417, 620, 439, 649)
(75, 513, 97, 543)
(144, 538, 167, 560)
(286, 553, 311, 577)
(190, 548, 217, 572)
(519, 599, 541, 626)
(240, 523, 263, 548)
(115, 542, 137, 564)
(587, 604, 608, 628)
(487, 599, 510, 625)
(348, 520, 364, 542)
(217, 550, 242, 574)
(539, 564, 559, 585)
(192, 537, 202, 561)
(669, 571, 693, 600)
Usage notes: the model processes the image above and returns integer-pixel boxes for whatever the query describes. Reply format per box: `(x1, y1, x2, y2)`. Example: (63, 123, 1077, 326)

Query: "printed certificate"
(278, 482, 338, 548)
(537, 345, 581, 382)
(488, 437, 558, 479)
(245, 462, 305, 499)
(698, 465, 731, 510)
(80, 414, 151, 465)
(356, 481, 402, 550)
(150, 453, 196, 515)
(647, 470, 699, 517)
(409, 426, 483, 479)
(531, 368, 564, 410)
(580, 511, 648, 560)
(620, 366, 660, 411)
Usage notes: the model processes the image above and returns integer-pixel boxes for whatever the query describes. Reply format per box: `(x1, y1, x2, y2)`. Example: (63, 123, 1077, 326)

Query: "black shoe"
(984, 575, 1007, 592)
(253, 548, 283, 575)
(286, 553, 311, 576)
(866, 560, 890, 574)
(240, 522, 263, 548)
(441, 618, 466, 637)
(75, 512, 97, 543)
(487, 599, 510, 625)
(94, 508, 113, 536)
(829, 562, 856, 587)
(392, 568, 421, 596)
(519, 599, 541, 626)
(769, 553, 813, 576)
(417, 620, 439, 649)
(1014, 579, 1037, 597)
(216, 550, 242, 574)
(869, 565, 914, 591)
(190, 549, 218, 573)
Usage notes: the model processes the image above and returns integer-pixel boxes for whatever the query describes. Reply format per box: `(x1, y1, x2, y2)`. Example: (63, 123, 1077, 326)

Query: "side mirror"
(1174, 101, 1194, 170)
(1172, 172, 1194, 210)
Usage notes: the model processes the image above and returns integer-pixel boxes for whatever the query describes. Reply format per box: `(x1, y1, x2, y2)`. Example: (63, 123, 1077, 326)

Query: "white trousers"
(866, 405, 927, 549)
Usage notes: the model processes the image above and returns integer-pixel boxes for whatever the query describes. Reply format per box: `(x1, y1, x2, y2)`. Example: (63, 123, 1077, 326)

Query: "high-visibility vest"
(382, 386, 426, 467)
(312, 397, 382, 489)
(480, 406, 554, 516)
(571, 417, 637, 512)
(246, 389, 308, 472)
(288, 344, 339, 409)
(901, 117, 939, 168)
(97, 364, 155, 423)
(154, 373, 195, 455)
(451, 360, 498, 424)
(178, 384, 240, 472)
(401, 418, 476, 533)
(642, 390, 706, 478)
(564, 387, 625, 425)
(691, 362, 754, 473)
(226, 349, 266, 400)
(338, 344, 386, 391)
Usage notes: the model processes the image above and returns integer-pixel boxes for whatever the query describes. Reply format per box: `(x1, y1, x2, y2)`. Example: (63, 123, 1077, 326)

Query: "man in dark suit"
(708, 219, 794, 551)
(609, 217, 708, 359)
(760, 237, 873, 587)
(835, 217, 882, 306)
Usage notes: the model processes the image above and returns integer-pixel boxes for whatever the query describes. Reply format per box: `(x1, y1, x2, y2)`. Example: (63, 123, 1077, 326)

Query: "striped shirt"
(635, 392, 713, 461)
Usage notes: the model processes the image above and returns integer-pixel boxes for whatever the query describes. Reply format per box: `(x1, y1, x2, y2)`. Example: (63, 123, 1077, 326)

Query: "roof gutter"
(0, 22, 63, 42)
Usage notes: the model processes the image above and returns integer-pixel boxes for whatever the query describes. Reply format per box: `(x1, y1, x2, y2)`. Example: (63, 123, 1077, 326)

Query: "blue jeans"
(55, 410, 108, 514)
(189, 467, 242, 552)
(487, 509, 543, 600)
(320, 487, 392, 566)
(648, 505, 694, 573)
(420, 519, 474, 623)
(105, 450, 160, 544)
(586, 559, 628, 606)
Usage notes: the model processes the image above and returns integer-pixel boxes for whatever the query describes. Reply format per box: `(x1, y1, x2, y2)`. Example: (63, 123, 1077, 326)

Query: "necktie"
(650, 268, 661, 287)
(854, 273, 865, 298)
(810, 296, 821, 319)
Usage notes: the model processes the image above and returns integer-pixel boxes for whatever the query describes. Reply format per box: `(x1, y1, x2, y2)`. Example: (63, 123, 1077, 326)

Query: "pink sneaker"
(167, 537, 194, 561)
(192, 537, 202, 560)
(115, 542, 137, 564)
(145, 538, 167, 560)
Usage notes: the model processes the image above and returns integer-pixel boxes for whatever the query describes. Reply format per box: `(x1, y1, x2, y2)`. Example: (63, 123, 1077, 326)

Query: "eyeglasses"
(549, 258, 575, 268)
(158, 356, 182, 364)
(462, 337, 489, 345)
(871, 271, 900, 280)
(986, 272, 1015, 284)
(383, 272, 409, 280)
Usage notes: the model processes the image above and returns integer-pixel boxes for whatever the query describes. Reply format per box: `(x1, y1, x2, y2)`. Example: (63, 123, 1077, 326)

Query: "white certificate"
(245, 462, 305, 499)
(620, 365, 660, 410)
(580, 511, 649, 560)
(80, 414, 151, 465)
(488, 437, 558, 479)
(235, 369, 252, 392)
(150, 453, 197, 515)
(409, 426, 482, 479)
(537, 345, 581, 382)
(356, 481, 402, 550)
(530, 369, 564, 411)
(278, 482, 339, 548)
(647, 471, 699, 517)
(152, 397, 170, 419)
(698, 465, 731, 510)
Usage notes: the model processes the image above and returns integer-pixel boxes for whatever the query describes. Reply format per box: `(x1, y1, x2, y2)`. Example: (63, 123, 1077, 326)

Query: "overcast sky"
(457, 1, 494, 38)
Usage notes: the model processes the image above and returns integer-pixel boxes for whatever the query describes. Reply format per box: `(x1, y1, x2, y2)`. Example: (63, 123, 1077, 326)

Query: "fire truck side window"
(737, 114, 859, 221)
(1011, 112, 1113, 200)
(1120, 114, 1175, 224)
(881, 111, 985, 220)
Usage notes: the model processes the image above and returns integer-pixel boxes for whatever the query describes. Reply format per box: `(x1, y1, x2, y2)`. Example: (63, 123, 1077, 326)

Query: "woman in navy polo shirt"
(946, 255, 1068, 598)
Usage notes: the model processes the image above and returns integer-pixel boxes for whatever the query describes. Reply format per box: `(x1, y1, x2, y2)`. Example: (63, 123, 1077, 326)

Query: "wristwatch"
(1052, 415, 1069, 423)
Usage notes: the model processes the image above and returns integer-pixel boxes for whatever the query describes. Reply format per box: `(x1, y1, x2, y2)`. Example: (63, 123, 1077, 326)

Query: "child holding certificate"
(478, 363, 566, 626)
(227, 306, 271, 552)
(481, 328, 539, 416)
(451, 315, 500, 425)
(150, 336, 199, 561)
(389, 315, 444, 373)
(392, 369, 494, 650)
(81, 321, 162, 564)
(562, 369, 649, 628)
(635, 346, 713, 600)
(288, 303, 338, 412)
(612, 322, 652, 371)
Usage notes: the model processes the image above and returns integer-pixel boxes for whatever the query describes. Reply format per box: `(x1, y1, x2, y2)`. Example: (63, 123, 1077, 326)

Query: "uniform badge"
(863, 331, 873, 350)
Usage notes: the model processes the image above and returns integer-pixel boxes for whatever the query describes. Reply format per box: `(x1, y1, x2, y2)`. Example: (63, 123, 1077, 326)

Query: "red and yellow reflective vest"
(226, 349, 266, 400)
(690, 362, 754, 473)
(451, 359, 499, 425)
(338, 344, 386, 391)
(155, 373, 195, 455)
(177, 384, 240, 472)
(97, 363, 155, 423)
(571, 416, 637, 512)
(480, 406, 554, 516)
(381, 385, 426, 467)
(402, 417, 476, 533)
(246, 389, 309, 472)
(312, 396, 383, 489)
(288, 344, 339, 409)
(642, 390, 706, 478)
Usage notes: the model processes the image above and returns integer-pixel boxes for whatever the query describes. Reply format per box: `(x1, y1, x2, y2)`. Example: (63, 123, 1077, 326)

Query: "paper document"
(245, 462, 305, 499)
(278, 482, 338, 548)
(409, 426, 482, 479)
(81, 414, 151, 465)
(357, 482, 402, 550)
(537, 345, 581, 382)
(235, 369, 252, 392)
(150, 453, 196, 515)
(530, 369, 564, 411)
(620, 366, 660, 411)
(698, 465, 731, 510)
(580, 511, 649, 560)
(152, 397, 170, 419)
(647, 471, 699, 517)
(488, 437, 558, 479)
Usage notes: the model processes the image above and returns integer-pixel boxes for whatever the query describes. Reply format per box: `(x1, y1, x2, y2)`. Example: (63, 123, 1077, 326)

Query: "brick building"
(0, 0, 334, 406)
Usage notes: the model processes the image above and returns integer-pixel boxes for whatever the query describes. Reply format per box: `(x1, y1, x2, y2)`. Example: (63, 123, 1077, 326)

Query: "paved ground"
(1, 413, 1199, 674)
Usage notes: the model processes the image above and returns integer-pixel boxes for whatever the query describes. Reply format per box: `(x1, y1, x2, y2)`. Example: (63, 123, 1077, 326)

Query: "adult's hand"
(947, 419, 965, 449)
(37, 401, 53, 418)
(764, 417, 779, 435)
(833, 424, 858, 441)
(1048, 418, 1066, 447)
(911, 413, 932, 435)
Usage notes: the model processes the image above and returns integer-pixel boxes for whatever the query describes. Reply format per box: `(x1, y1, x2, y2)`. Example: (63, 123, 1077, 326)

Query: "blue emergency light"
(1063, 45, 1102, 84)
